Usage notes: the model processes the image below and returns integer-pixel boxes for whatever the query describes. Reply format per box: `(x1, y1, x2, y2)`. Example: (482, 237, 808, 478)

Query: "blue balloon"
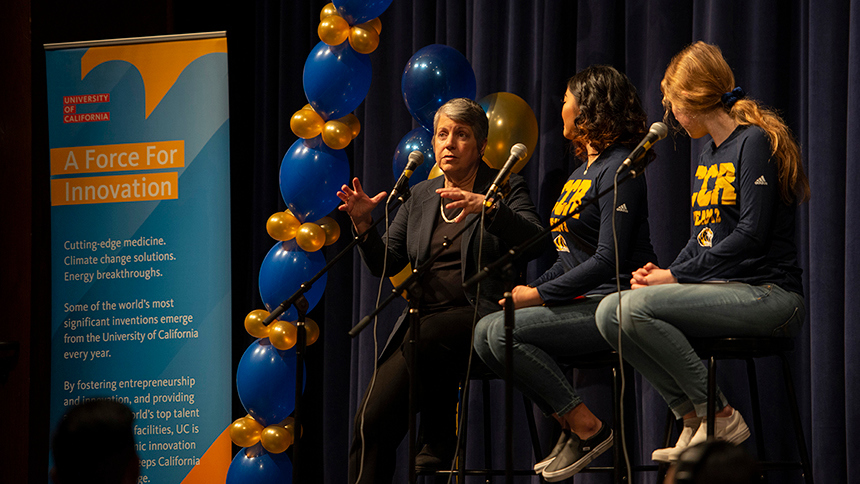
(279, 136, 350, 223)
(334, 0, 392, 24)
(259, 240, 328, 322)
(303, 41, 372, 120)
(226, 445, 293, 484)
(393, 127, 435, 187)
(401, 44, 477, 130)
(236, 340, 307, 426)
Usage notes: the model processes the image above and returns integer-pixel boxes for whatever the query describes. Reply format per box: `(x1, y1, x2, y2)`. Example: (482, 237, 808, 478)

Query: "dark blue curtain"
(243, 1, 858, 482)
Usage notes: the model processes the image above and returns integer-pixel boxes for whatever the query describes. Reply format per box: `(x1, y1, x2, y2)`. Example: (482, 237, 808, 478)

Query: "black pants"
(348, 306, 476, 484)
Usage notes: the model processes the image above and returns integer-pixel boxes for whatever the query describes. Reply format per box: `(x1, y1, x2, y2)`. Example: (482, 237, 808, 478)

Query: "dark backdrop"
(16, 0, 857, 483)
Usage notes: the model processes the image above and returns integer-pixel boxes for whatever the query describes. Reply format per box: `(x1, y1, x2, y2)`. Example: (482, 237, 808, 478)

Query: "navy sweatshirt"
(668, 125, 803, 295)
(531, 144, 657, 303)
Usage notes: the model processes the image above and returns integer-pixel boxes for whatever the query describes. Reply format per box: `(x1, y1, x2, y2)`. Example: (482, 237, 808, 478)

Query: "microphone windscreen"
(650, 122, 669, 140)
(407, 150, 425, 167)
(510, 143, 528, 160)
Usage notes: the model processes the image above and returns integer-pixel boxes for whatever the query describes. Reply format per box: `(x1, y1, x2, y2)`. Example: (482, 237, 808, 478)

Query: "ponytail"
(728, 97, 810, 204)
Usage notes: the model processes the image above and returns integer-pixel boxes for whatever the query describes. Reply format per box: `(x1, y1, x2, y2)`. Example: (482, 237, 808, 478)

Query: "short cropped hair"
(433, 98, 489, 145)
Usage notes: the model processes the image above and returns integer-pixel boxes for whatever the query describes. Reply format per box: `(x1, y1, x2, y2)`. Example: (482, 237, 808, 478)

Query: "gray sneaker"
(542, 423, 613, 482)
(533, 429, 570, 473)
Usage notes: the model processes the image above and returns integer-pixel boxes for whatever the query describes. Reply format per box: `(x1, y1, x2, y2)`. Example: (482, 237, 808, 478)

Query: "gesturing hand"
(337, 177, 387, 233)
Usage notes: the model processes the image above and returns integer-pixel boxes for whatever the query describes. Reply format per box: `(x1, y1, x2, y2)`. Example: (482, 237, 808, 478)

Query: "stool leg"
(482, 379, 491, 483)
(611, 366, 622, 484)
(780, 353, 814, 484)
(707, 356, 716, 437)
(455, 381, 471, 483)
(663, 408, 676, 448)
(522, 395, 543, 465)
(744, 360, 767, 452)
(745, 358, 768, 483)
(656, 409, 676, 483)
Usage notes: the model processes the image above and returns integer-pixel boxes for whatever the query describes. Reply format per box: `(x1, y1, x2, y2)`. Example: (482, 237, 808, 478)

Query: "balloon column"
(228, 1, 392, 482)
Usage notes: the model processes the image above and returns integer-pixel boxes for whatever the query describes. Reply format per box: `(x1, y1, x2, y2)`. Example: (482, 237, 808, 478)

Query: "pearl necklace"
(440, 198, 463, 224)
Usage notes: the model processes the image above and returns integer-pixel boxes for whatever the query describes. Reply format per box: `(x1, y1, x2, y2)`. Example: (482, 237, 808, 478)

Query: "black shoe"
(534, 429, 571, 473)
(415, 443, 453, 472)
(541, 423, 613, 482)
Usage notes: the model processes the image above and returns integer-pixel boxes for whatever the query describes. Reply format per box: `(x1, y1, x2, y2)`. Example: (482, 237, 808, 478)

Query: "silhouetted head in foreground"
(51, 399, 139, 484)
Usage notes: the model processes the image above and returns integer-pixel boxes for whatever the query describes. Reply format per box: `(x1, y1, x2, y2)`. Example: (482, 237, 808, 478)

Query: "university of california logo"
(697, 227, 714, 247)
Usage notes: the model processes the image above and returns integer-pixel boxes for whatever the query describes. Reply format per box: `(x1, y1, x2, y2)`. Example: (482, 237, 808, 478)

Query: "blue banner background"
(47, 38, 231, 483)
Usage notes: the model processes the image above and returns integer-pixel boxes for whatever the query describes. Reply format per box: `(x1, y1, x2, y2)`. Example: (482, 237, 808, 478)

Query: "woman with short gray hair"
(338, 97, 548, 483)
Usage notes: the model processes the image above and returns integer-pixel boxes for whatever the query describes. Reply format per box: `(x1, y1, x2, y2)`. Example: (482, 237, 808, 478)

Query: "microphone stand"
(462, 161, 652, 481)
(349, 208, 485, 484)
(259, 194, 408, 483)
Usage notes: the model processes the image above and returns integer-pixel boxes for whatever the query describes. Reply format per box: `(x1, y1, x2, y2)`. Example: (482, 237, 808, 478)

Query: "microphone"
(389, 151, 425, 201)
(616, 122, 668, 174)
(484, 143, 528, 206)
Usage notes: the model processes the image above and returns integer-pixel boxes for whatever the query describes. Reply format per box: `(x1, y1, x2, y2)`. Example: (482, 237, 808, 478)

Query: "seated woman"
(595, 41, 810, 463)
(337, 97, 548, 483)
(473, 65, 657, 482)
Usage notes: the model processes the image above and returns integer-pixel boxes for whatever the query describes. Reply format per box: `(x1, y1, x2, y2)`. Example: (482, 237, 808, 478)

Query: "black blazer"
(357, 162, 549, 360)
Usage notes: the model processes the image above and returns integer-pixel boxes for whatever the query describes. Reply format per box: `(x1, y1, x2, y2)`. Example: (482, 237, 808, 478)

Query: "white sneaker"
(651, 417, 701, 463)
(683, 409, 751, 457)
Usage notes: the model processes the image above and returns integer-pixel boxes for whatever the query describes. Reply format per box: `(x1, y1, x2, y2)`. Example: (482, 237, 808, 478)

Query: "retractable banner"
(46, 33, 231, 483)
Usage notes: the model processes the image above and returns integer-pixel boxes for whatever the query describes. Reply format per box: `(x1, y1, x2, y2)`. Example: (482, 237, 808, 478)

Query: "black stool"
(660, 337, 814, 484)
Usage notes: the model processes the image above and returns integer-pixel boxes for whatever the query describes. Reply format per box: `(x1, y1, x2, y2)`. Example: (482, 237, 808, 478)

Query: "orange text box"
(51, 172, 179, 206)
(50, 140, 185, 175)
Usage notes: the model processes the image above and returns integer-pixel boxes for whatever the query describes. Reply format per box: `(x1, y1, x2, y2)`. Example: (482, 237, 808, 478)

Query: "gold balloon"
(244, 309, 271, 338)
(268, 320, 298, 350)
(295, 223, 326, 252)
(266, 211, 301, 241)
(315, 216, 341, 246)
(283, 417, 304, 438)
(322, 120, 352, 150)
(290, 108, 325, 139)
(477, 92, 539, 173)
(318, 15, 350, 46)
(229, 416, 263, 447)
(319, 2, 338, 20)
(427, 163, 444, 180)
(359, 18, 382, 35)
(302, 317, 320, 345)
(348, 25, 380, 54)
(260, 425, 293, 454)
(338, 113, 361, 139)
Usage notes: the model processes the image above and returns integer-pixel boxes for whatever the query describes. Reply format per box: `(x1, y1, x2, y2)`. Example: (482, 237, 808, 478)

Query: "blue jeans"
(594, 282, 804, 418)
(473, 295, 611, 416)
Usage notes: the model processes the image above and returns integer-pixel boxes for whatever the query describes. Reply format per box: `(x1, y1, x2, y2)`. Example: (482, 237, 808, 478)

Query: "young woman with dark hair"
(473, 65, 657, 481)
(595, 41, 810, 463)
